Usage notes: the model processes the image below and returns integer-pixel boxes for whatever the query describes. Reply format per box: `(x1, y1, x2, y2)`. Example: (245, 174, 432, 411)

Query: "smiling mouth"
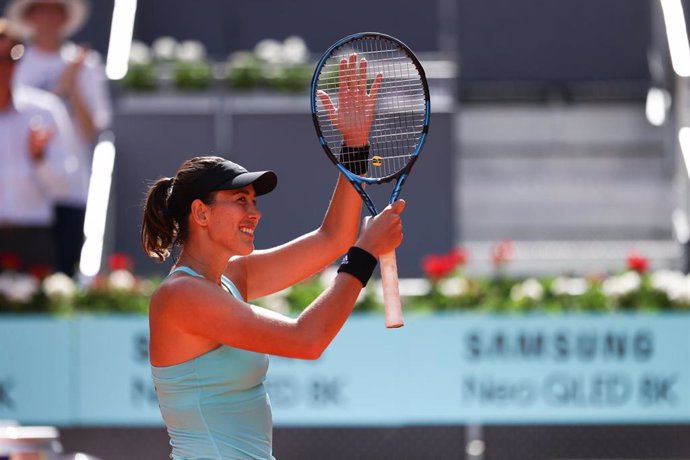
(239, 227, 254, 236)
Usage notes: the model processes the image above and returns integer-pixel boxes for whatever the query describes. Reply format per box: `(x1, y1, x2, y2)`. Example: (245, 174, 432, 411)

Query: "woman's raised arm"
(160, 202, 404, 359)
(228, 54, 382, 301)
(229, 173, 362, 301)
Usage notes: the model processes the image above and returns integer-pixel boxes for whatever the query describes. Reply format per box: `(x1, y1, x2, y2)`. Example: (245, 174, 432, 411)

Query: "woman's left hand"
(316, 53, 382, 147)
(54, 46, 88, 97)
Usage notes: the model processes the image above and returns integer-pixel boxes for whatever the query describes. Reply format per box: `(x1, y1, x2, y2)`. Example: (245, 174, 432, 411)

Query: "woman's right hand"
(355, 200, 406, 256)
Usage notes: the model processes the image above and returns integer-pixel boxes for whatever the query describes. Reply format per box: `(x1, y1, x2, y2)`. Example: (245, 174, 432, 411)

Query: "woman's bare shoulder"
(150, 274, 209, 316)
(149, 276, 222, 365)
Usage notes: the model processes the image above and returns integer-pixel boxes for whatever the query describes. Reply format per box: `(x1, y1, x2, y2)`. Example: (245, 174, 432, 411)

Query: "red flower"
(491, 240, 514, 266)
(448, 247, 469, 267)
(108, 253, 133, 271)
(627, 250, 649, 273)
(422, 254, 455, 280)
(0, 252, 21, 271)
(28, 264, 53, 280)
(421, 246, 471, 280)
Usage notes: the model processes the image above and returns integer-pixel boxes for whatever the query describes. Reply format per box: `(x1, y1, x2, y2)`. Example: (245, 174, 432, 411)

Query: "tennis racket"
(310, 32, 430, 328)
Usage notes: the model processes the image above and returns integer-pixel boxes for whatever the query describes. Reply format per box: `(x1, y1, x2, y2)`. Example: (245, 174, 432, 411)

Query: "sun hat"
(5, 0, 89, 39)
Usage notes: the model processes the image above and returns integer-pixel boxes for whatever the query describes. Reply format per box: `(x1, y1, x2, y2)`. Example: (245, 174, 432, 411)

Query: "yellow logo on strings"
(371, 156, 383, 167)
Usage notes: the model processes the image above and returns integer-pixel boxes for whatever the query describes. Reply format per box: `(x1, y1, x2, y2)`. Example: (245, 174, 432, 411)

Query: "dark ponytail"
(141, 177, 176, 262)
(141, 156, 226, 262)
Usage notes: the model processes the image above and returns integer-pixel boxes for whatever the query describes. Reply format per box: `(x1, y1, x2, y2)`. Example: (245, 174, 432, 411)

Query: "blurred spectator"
(6, 0, 112, 276)
(0, 17, 74, 269)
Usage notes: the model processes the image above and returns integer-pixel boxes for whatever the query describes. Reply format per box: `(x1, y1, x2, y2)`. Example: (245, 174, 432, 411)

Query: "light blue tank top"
(151, 266, 275, 460)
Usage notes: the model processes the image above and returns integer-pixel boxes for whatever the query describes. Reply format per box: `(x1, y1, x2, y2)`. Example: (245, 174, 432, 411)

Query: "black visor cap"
(200, 160, 277, 197)
(216, 169, 277, 196)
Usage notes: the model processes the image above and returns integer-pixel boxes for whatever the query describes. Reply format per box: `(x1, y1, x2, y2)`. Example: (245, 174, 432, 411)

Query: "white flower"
(649, 270, 690, 304)
(228, 51, 255, 66)
(319, 265, 339, 287)
(439, 277, 470, 296)
(43, 273, 77, 299)
(551, 276, 588, 296)
(602, 271, 641, 298)
(651, 270, 685, 297)
(109, 270, 136, 291)
(282, 36, 308, 64)
(0, 274, 11, 296)
(176, 40, 206, 62)
(667, 274, 690, 305)
(152, 36, 178, 60)
(136, 278, 155, 296)
(259, 288, 291, 314)
(254, 39, 283, 64)
(129, 40, 151, 65)
(510, 278, 544, 302)
(398, 278, 430, 297)
(0, 274, 38, 303)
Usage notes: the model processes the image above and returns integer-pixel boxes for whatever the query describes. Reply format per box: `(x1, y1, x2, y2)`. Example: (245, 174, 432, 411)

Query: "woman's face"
(24, 4, 67, 40)
(206, 185, 262, 256)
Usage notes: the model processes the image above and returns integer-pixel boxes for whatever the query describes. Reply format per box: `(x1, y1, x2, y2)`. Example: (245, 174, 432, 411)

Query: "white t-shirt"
(0, 86, 75, 226)
(13, 43, 113, 206)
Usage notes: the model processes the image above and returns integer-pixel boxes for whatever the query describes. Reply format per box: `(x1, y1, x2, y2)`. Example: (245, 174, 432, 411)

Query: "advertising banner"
(0, 313, 688, 426)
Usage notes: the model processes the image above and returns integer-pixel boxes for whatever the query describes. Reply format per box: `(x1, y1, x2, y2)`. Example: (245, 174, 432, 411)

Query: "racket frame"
(310, 31, 431, 216)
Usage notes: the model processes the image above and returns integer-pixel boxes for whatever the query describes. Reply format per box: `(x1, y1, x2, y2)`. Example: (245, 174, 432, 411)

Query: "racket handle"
(380, 250, 404, 328)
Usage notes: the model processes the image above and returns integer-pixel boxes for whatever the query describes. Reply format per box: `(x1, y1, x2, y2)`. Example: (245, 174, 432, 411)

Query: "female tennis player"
(142, 55, 404, 460)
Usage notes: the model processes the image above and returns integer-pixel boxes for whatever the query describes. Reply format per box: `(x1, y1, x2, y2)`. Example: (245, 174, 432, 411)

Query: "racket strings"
(314, 36, 426, 180)
(337, 153, 413, 165)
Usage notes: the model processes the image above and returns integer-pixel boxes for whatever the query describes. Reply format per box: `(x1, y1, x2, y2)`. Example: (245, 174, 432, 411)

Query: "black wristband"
(337, 246, 377, 287)
(339, 144, 370, 175)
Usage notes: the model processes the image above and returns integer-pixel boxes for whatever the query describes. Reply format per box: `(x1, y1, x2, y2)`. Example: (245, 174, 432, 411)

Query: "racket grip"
(380, 250, 404, 328)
